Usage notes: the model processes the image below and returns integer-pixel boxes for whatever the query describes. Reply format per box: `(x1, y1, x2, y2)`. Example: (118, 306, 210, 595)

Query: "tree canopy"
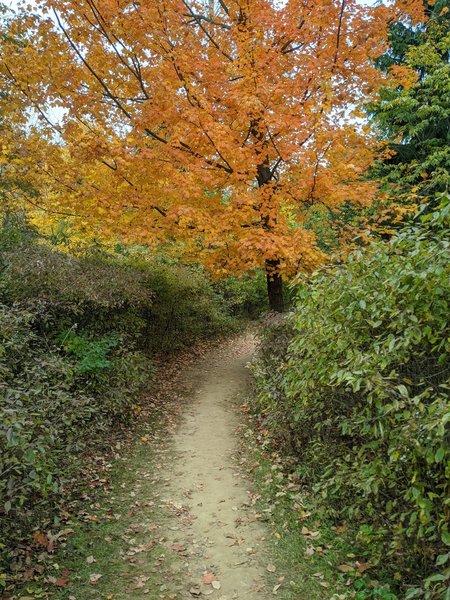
(1, 0, 425, 309)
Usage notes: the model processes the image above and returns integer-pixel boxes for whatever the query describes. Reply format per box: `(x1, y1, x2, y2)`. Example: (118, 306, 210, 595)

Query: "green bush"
(60, 331, 119, 373)
(0, 241, 244, 352)
(253, 197, 450, 597)
(0, 212, 267, 571)
(0, 210, 39, 251)
(129, 257, 235, 352)
(0, 304, 150, 546)
(213, 272, 268, 318)
(0, 243, 153, 339)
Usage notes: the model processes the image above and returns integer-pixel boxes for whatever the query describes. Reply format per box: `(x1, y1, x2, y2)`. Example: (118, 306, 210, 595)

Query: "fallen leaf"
(129, 575, 150, 590)
(338, 564, 355, 573)
(357, 561, 373, 573)
(273, 583, 282, 594)
(202, 572, 217, 584)
(89, 573, 102, 584)
(300, 526, 320, 538)
(86, 555, 96, 564)
(267, 563, 276, 573)
(211, 580, 221, 590)
(33, 531, 48, 546)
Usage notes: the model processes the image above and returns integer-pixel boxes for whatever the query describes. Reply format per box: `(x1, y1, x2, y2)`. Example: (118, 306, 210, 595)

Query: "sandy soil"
(161, 333, 270, 599)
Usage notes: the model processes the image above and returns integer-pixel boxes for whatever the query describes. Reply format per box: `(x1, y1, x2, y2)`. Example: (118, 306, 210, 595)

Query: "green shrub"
(253, 197, 450, 597)
(117, 254, 237, 352)
(0, 211, 264, 572)
(0, 243, 153, 339)
(0, 304, 150, 547)
(213, 272, 268, 318)
(0, 210, 39, 251)
(60, 331, 119, 374)
(0, 241, 245, 353)
(0, 229, 155, 569)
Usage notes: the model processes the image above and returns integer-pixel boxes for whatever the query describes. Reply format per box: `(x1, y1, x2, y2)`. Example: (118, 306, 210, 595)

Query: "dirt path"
(161, 333, 270, 599)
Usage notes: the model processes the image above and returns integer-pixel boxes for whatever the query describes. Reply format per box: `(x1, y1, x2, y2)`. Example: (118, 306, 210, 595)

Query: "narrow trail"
(160, 333, 270, 599)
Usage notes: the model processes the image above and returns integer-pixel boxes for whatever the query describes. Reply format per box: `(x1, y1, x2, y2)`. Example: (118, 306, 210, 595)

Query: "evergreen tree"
(371, 1, 450, 202)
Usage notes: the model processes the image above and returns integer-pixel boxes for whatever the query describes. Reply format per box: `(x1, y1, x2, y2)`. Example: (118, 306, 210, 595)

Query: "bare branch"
(184, 12, 231, 29)
(7, 192, 78, 217)
(182, 0, 234, 62)
(218, 0, 229, 14)
(282, 42, 304, 55)
(333, 0, 347, 68)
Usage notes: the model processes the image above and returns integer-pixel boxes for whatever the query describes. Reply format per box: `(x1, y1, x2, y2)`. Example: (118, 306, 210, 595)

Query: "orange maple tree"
(1, 0, 424, 309)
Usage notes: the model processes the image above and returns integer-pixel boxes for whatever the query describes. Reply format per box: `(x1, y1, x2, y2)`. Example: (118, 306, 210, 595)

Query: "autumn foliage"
(0, 0, 425, 308)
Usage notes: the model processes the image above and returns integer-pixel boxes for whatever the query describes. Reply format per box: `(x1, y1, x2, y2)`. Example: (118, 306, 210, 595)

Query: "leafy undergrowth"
(237, 399, 404, 600)
(249, 200, 450, 599)
(0, 213, 268, 579)
(2, 338, 223, 600)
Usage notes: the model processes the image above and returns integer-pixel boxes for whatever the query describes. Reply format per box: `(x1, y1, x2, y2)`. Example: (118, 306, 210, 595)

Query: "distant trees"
(371, 0, 450, 203)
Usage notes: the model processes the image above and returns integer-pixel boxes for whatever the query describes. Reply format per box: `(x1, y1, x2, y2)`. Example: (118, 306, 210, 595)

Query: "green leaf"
(435, 447, 445, 463)
(397, 385, 409, 398)
(425, 573, 446, 585)
(436, 553, 449, 566)
(405, 588, 422, 599)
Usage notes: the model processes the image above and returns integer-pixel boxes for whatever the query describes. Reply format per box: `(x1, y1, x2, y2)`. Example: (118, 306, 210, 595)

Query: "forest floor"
(9, 333, 349, 600)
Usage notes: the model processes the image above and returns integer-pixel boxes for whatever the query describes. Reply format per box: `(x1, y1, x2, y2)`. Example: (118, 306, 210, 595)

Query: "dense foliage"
(1, 0, 427, 311)
(372, 1, 450, 202)
(0, 213, 265, 571)
(253, 197, 450, 598)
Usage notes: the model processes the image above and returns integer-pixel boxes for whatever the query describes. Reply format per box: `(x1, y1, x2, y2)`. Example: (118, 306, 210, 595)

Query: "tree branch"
(182, 0, 234, 62)
(53, 9, 134, 120)
(19, 194, 78, 218)
(333, 0, 347, 68)
(184, 12, 230, 30)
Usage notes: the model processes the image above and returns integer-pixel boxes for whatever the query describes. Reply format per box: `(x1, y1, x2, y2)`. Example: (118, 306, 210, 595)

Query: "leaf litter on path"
(158, 333, 272, 599)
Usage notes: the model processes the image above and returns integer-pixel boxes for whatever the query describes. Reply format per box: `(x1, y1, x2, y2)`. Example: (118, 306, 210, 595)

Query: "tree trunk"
(255, 141, 284, 312)
(266, 259, 284, 312)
